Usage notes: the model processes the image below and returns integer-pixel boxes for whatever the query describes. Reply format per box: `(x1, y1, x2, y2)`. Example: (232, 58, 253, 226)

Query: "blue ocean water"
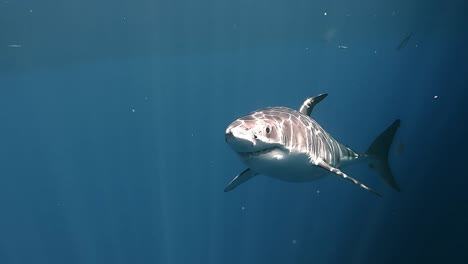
(1, 0, 467, 263)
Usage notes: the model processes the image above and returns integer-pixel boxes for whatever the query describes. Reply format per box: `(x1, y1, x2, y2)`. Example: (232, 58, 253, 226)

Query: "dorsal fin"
(298, 93, 328, 116)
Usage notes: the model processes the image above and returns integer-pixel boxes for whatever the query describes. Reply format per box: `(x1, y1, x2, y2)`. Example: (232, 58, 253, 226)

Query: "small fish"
(338, 45, 349, 49)
(7, 44, 22, 48)
(397, 32, 414, 50)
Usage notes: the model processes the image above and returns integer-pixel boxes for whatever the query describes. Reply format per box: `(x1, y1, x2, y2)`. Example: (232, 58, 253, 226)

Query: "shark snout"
(225, 127, 257, 152)
(225, 131, 234, 143)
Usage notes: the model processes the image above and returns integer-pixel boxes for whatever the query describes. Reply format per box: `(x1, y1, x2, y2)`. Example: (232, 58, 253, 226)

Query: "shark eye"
(266, 127, 271, 134)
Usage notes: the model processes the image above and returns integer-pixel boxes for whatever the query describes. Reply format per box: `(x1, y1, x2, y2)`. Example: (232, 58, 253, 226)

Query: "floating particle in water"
(305, 47, 309, 51)
(338, 45, 348, 49)
(374, 50, 377, 54)
(434, 95, 438, 99)
(316, 190, 320, 194)
(292, 240, 297, 244)
(7, 44, 21, 48)
(145, 97, 148, 100)
(29, 9, 33, 13)
(132, 109, 135, 112)
(324, 12, 327, 16)
(241, 206, 246, 211)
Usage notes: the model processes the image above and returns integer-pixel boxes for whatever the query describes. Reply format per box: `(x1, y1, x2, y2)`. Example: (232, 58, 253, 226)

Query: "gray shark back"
(251, 107, 358, 167)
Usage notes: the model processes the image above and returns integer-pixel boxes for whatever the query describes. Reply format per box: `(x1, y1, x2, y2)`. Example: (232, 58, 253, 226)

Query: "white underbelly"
(241, 149, 329, 182)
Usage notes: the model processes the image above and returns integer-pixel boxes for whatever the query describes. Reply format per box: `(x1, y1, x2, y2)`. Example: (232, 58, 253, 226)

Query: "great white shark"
(224, 94, 400, 197)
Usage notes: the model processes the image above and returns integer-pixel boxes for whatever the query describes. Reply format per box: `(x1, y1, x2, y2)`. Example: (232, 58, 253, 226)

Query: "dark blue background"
(1, 0, 467, 263)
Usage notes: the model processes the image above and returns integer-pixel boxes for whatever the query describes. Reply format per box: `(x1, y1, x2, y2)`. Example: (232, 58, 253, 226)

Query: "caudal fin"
(365, 119, 401, 191)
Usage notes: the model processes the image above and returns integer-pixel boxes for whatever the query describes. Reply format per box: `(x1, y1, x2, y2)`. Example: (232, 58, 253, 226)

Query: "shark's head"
(225, 113, 284, 158)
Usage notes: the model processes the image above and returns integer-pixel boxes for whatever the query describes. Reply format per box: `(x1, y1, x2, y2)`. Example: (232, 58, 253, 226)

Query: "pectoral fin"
(315, 158, 381, 197)
(224, 168, 258, 192)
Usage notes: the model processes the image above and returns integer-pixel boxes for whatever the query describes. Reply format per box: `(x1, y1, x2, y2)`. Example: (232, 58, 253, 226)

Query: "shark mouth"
(239, 147, 279, 158)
